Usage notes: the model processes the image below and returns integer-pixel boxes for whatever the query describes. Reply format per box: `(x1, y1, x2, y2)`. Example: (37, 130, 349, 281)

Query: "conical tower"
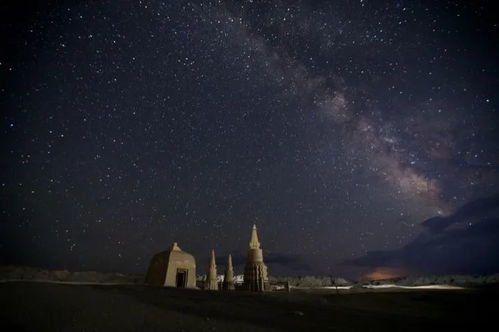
(205, 249, 218, 290)
(249, 225, 260, 249)
(222, 254, 235, 291)
(243, 224, 269, 291)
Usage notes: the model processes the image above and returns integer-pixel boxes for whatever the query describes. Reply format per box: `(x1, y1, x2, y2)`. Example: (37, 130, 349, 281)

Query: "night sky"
(1, 0, 498, 279)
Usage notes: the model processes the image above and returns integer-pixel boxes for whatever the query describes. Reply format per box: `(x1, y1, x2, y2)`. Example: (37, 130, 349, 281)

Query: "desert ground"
(1, 281, 497, 331)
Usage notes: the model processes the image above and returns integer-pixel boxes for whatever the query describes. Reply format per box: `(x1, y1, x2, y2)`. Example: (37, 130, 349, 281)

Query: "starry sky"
(1, 0, 498, 279)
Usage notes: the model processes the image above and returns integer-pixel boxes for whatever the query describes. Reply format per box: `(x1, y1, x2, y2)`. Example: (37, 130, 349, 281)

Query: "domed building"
(145, 242, 197, 288)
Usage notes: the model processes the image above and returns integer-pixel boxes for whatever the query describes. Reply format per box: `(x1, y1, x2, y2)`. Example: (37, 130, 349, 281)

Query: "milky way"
(1, 0, 498, 278)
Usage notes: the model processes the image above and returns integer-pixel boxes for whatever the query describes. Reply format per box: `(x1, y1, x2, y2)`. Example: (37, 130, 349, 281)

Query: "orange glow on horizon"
(364, 267, 407, 280)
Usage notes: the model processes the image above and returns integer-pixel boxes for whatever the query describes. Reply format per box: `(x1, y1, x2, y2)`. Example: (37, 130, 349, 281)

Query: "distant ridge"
(2, 266, 498, 288)
(0, 265, 143, 284)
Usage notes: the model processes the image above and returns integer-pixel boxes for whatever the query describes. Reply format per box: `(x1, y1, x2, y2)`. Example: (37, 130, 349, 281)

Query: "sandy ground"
(0, 281, 497, 331)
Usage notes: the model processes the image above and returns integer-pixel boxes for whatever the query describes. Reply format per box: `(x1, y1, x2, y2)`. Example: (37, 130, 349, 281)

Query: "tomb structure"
(145, 242, 196, 288)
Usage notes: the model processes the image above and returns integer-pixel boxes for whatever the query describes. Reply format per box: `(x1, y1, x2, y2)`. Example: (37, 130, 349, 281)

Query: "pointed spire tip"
(249, 224, 261, 249)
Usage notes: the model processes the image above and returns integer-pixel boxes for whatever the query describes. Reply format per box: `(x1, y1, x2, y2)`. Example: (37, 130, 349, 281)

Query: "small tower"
(222, 254, 235, 291)
(243, 224, 269, 291)
(205, 249, 218, 290)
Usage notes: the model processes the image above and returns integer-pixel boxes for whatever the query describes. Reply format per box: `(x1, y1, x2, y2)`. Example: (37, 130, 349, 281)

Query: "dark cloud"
(346, 194, 499, 275)
(422, 193, 499, 232)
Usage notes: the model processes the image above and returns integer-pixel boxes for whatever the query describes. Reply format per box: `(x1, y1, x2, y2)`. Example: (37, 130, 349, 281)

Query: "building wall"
(164, 252, 197, 288)
(145, 252, 169, 286)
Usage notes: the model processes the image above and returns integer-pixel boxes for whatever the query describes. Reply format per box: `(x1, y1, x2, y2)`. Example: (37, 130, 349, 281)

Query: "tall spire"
(244, 224, 269, 291)
(205, 249, 218, 290)
(226, 254, 233, 271)
(209, 249, 216, 267)
(249, 224, 260, 249)
(222, 254, 235, 291)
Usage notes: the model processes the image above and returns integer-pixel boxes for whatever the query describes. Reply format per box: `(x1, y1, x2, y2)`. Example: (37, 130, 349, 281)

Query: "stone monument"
(222, 254, 235, 290)
(243, 225, 269, 291)
(205, 249, 218, 290)
(145, 242, 196, 288)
